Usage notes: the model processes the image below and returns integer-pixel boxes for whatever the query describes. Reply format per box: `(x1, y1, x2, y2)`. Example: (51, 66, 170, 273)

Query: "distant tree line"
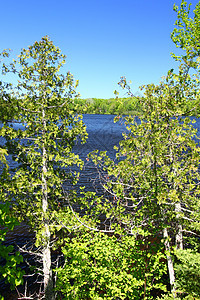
(71, 96, 200, 116)
(72, 97, 141, 115)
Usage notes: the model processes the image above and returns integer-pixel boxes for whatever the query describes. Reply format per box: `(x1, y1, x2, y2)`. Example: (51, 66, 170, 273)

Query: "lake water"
(1, 114, 200, 194)
(0, 114, 127, 194)
(71, 114, 127, 193)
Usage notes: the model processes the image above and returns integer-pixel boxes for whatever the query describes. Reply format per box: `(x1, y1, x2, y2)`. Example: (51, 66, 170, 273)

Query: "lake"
(1, 114, 200, 194)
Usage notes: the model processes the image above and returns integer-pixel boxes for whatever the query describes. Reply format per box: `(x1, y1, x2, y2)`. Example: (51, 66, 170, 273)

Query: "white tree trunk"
(42, 225, 54, 299)
(163, 227, 176, 297)
(175, 202, 183, 250)
(170, 146, 183, 248)
(42, 109, 55, 300)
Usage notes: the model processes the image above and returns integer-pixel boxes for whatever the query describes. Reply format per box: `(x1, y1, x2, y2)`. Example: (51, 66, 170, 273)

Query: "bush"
(0, 202, 24, 298)
(56, 232, 167, 300)
(174, 249, 200, 298)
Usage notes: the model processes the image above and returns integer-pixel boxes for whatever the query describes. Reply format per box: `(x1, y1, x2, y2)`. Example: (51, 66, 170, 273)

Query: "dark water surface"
(70, 114, 127, 192)
(1, 114, 126, 168)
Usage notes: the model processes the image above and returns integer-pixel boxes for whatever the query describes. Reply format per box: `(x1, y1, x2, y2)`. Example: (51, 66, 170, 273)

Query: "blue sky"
(0, 0, 199, 98)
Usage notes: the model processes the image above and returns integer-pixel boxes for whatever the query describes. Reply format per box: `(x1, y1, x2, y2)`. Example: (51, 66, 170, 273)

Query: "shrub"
(56, 231, 167, 299)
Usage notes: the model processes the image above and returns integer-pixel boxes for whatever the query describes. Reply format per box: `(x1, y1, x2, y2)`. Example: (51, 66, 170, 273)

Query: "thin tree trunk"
(169, 145, 183, 248)
(163, 227, 176, 297)
(42, 109, 55, 300)
(175, 203, 183, 250)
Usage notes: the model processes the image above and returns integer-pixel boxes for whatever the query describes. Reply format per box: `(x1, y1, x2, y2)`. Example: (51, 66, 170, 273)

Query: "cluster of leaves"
(0, 50, 19, 122)
(174, 249, 200, 297)
(56, 231, 167, 300)
(0, 149, 24, 299)
(0, 203, 24, 293)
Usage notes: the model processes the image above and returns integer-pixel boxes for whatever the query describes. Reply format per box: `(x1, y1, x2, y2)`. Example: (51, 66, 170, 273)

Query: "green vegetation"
(0, 203, 24, 299)
(72, 96, 141, 115)
(0, 149, 24, 300)
(73, 96, 200, 116)
(0, 0, 200, 299)
(56, 232, 166, 299)
(89, 70, 200, 298)
(0, 37, 87, 300)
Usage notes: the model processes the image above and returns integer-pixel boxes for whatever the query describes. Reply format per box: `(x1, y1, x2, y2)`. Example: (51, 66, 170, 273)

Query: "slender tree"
(1, 36, 87, 299)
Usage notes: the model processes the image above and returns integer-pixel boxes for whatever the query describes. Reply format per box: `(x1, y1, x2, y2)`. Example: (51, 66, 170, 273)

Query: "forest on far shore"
(73, 96, 200, 116)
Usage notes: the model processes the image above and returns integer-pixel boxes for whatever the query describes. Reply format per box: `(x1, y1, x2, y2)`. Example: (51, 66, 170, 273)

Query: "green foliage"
(171, 0, 200, 64)
(72, 97, 141, 115)
(157, 254, 200, 300)
(0, 50, 18, 122)
(0, 202, 24, 293)
(174, 249, 200, 298)
(0, 36, 88, 298)
(0, 149, 24, 299)
(171, 0, 200, 116)
(0, 35, 87, 236)
(89, 69, 200, 296)
(56, 231, 167, 299)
